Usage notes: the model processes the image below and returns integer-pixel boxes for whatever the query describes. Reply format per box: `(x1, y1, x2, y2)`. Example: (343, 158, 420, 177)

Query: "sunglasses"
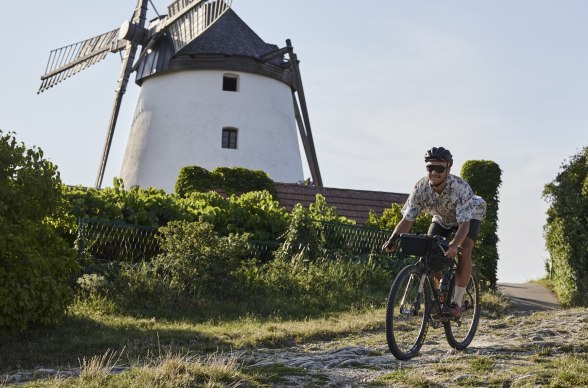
(426, 165, 447, 174)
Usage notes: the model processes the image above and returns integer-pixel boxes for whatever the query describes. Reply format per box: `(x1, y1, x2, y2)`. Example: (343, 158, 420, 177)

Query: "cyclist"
(382, 146, 486, 319)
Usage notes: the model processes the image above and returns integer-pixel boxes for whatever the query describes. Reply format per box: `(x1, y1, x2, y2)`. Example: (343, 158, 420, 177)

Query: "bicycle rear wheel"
(385, 265, 430, 360)
(443, 271, 481, 350)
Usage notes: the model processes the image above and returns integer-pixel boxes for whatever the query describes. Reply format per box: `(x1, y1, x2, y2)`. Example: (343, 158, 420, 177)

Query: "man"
(382, 146, 486, 318)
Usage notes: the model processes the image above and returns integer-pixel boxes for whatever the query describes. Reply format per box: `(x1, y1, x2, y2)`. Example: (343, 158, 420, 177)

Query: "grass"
(1, 291, 570, 386)
(0, 300, 386, 374)
(1, 289, 512, 369)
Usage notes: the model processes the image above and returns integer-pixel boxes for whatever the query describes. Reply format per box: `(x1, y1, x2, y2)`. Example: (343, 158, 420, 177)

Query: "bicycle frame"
(386, 233, 481, 359)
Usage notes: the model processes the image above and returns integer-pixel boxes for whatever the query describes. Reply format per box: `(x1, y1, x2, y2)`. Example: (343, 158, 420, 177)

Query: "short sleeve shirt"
(402, 174, 486, 228)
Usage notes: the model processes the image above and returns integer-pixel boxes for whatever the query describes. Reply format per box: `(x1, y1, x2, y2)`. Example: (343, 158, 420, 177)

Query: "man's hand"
(382, 235, 399, 253)
(445, 243, 460, 258)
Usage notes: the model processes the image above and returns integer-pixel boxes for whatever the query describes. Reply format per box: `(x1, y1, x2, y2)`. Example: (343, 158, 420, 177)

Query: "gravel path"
(4, 284, 586, 387)
(242, 308, 588, 386)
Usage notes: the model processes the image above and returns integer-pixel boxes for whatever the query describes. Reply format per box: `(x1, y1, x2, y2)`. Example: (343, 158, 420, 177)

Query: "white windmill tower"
(39, 0, 322, 192)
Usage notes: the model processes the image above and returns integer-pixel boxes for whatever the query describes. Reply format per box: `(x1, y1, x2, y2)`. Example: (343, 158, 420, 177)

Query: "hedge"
(461, 160, 502, 290)
(543, 146, 588, 306)
(0, 131, 78, 331)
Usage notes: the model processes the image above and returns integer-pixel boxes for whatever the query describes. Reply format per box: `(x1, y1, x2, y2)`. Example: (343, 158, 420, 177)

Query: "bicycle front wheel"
(385, 264, 430, 360)
(443, 271, 481, 350)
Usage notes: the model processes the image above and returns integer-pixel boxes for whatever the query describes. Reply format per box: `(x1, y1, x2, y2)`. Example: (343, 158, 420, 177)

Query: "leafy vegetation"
(153, 221, 250, 299)
(0, 131, 78, 331)
(175, 165, 277, 198)
(366, 203, 432, 233)
(461, 160, 502, 290)
(543, 146, 588, 306)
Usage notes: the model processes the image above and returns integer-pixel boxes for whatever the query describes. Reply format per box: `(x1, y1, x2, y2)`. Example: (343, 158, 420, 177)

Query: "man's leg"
(427, 222, 451, 289)
(453, 237, 474, 305)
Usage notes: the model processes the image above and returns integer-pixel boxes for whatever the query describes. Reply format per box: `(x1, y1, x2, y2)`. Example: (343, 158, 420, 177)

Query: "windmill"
(38, 0, 322, 190)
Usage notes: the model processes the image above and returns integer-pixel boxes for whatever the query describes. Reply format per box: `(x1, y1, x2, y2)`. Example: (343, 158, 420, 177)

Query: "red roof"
(274, 182, 408, 224)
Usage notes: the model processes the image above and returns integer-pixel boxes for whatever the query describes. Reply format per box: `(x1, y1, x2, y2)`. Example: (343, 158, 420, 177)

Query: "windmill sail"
(165, 0, 232, 53)
(38, 29, 126, 93)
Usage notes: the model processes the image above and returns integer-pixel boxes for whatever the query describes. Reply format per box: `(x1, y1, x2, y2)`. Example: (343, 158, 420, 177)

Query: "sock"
(453, 286, 466, 306)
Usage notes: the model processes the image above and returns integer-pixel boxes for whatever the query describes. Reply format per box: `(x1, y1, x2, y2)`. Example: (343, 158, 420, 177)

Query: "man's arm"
(382, 218, 414, 252)
(445, 220, 470, 257)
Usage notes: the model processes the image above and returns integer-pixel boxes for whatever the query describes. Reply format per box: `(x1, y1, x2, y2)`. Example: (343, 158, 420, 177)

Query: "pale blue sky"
(1, 1, 587, 282)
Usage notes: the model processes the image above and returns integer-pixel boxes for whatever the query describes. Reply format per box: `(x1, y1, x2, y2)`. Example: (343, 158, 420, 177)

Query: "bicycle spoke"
(386, 265, 429, 360)
(443, 272, 481, 350)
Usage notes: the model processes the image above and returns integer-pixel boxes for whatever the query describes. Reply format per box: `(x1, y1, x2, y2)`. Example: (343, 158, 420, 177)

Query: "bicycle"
(385, 233, 481, 360)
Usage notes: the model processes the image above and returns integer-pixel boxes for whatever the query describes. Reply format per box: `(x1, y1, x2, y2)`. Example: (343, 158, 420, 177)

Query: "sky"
(1, 1, 587, 282)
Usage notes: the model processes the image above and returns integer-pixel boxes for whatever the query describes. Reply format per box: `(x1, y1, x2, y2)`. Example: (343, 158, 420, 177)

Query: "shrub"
(175, 165, 277, 198)
(543, 146, 588, 306)
(153, 221, 250, 299)
(55, 179, 193, 244)
(225, 191, 288, 241)
(309, 194, 355, 224)
(0, 131, 78, 331)
(274, 204, 326, 264)
(366, 204, 432, 233)
(175, 165, 216, 197)
(461, 160, 502, 290)
(241, 254, 392, 317)
(212, 166, 277, 197)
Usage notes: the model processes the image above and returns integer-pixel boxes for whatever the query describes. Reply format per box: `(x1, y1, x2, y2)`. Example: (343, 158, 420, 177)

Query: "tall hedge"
(461, 160, 502, 290)
(0, 131, 78, 331)
(175, 165, 277, 198)
(543, 146, 588, 306)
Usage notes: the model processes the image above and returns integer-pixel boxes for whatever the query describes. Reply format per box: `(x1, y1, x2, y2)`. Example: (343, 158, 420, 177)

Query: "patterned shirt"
(402, 174, 486, 228)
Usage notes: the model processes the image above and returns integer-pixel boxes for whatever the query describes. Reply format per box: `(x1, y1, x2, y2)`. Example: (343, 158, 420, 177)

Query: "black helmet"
(424, 147, 453, 166)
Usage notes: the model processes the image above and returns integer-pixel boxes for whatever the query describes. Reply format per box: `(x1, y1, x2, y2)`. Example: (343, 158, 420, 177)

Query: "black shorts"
(427, 219, 482, 242)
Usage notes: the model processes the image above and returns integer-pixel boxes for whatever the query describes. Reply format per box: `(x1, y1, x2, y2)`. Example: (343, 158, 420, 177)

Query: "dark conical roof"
(135, 8, 289, 85)
(177, 9, 278, 58)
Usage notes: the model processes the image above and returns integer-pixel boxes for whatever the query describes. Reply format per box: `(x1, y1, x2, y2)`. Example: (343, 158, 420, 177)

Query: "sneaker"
(443, 303, 462, 319)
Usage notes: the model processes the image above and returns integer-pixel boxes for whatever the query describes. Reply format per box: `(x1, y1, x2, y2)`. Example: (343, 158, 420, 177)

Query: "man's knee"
(460, 238, 475, 258)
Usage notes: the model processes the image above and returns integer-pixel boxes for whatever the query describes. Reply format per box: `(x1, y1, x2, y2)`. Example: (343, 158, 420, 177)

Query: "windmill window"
(222, 74, 239, 92)
(222, 128, 238, 149)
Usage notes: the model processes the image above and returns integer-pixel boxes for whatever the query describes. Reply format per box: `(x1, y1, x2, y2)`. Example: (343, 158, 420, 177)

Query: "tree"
(0, 131, 78, 331)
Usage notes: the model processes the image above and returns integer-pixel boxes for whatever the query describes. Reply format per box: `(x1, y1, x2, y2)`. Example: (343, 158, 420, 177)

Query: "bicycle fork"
(399, 272, 427, 316)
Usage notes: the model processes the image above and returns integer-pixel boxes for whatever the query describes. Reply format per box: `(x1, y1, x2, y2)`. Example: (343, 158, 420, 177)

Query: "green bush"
(153, 221, 250, 299)
(366, 203, 432, 233)
(309, 194, 355, 224)
(54, 179, 193, 243)
(543, 146, 588, 306)
(225, 191, 288, 241)
(461, 160, 502, 290)
(175, 165, 277, 198)
(213, 166, 277, 197)
(175, 165, 215, 197)
(274, 203, 326, 263)
(0, 131, 78, 331)
(239, 254, 392, 317)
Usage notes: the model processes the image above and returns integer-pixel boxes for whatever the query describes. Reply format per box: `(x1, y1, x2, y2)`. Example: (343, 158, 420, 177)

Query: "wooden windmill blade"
(95, 0, 150, 189)
(286, 41, 323, 187)
(39, 0, 237, 189)
(38, 29, 126, 93)
(259, 40, 323, 186)
(161, 0, 233, 53)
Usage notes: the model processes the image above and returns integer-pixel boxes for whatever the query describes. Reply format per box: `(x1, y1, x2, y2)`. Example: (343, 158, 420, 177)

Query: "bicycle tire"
(443, 271, 481, 350)
(385, 264, 430, 360)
